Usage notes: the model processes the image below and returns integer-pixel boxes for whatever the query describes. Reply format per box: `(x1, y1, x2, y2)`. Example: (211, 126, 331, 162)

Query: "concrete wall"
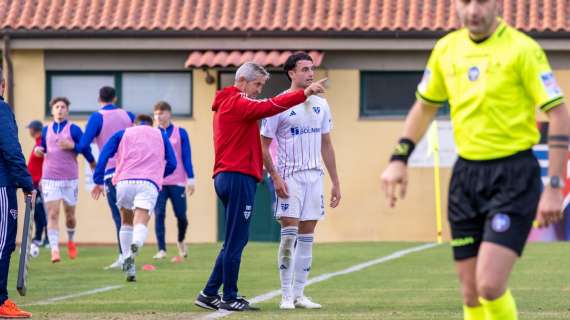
(10, 49, 570, 244)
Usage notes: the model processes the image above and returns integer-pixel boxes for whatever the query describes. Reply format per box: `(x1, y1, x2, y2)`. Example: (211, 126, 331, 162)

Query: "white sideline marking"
(200, 242, 439, 319)
(22, 285, 124, 306)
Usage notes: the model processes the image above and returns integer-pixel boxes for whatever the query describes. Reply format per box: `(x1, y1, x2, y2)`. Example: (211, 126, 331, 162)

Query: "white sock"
(279, 227, 298, 298)
(67, 228, 75, 242)
(293, 234, 314, 298)
(132, 224, 148, 250)
(119, 225, 133, 260)
(48, 229, 59, 250)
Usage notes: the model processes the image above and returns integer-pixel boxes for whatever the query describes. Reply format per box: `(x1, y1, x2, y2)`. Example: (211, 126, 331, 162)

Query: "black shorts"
(448, 149, 542, 261)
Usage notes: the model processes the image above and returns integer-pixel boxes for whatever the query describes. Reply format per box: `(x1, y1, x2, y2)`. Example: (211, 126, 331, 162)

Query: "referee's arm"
(537, 103, 570, 227)
(401, 99, 441, 143)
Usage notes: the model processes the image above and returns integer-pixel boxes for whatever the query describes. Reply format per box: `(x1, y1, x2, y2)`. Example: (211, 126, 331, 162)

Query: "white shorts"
(40, 179, 79, 206)
(116, 180, 159, 212)
(274, 169, 325, 221)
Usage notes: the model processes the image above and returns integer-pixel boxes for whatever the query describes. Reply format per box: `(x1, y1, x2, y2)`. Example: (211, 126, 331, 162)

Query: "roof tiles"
(184, 50, 324, 68)
(0, 0, 568, 34)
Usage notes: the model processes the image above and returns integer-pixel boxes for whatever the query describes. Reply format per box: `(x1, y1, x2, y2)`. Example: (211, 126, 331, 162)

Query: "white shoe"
(280, 296, 295, 310)
(104, 254, 124, 270)
(153, 250, 167, 260)
(176, 242, 188, 258)
(294, 296, 322, 309)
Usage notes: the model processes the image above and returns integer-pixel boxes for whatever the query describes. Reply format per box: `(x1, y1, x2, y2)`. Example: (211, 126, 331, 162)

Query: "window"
(47, 72, 193, 117)
(50, 74, 115, 114)
(360, 71, 449, 118)
(218, 71, 291, 99)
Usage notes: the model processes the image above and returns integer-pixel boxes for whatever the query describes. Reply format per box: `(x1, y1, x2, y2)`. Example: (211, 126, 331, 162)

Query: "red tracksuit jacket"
(27, 136, 44, 186)
(212, 86, 307, 182)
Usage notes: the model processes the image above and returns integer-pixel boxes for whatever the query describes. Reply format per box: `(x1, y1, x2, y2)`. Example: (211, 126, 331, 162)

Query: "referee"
(0, 68, 34, 318)
(381, 1, 569, 320)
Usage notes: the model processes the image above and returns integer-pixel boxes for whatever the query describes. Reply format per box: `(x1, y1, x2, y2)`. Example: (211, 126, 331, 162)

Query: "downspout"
(2, 34, 14, 110)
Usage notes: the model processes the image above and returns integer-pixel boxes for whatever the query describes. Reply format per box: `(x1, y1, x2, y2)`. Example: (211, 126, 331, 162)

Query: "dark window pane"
(360, 71, 449, 117)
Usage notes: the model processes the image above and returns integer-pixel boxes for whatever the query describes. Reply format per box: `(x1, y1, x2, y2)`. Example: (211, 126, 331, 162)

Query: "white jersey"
(261, 95, 333, 178)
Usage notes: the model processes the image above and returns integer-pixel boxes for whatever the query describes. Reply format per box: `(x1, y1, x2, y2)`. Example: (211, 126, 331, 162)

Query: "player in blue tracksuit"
(74, 87, 135, 269)
(0, 70, 34, 318)
(153, 101, 196, 261)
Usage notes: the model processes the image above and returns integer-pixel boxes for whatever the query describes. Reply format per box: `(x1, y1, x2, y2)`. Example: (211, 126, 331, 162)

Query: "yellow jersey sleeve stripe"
(539, 96, 564, 112)
(415, 91, 446, 106)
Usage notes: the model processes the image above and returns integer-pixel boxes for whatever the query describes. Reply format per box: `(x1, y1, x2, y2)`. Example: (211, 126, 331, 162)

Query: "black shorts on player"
(448, 149, 542, 261)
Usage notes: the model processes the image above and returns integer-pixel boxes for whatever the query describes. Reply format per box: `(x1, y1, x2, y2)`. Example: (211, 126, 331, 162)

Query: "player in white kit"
(261, 52, 341, 310)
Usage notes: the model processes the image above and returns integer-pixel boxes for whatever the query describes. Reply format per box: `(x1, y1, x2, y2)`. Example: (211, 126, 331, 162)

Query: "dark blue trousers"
(0, 187, 18, 305)
(154, 185, 188, 251)
(203, 172, 257, 302)
(105, 179, 122, 254)
(32, 186, 47, 243)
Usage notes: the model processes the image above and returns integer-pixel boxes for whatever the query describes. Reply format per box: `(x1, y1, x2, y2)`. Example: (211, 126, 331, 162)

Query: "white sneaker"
(153, 250, 167, 260)
(279, 296, 295, 310)
(294, 296, 322, 309)
(104, 254, 124, 270)
(176, 242, 188, 258)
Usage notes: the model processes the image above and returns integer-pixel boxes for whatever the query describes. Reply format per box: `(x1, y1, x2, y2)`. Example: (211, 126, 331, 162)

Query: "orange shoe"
(67, 241, 77, 260)
(0, 299, 32, 318)
(51, 249, 61, 263)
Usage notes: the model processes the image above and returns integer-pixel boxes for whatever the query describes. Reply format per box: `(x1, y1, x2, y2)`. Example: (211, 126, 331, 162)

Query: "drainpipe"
(2, 34, 14, 110)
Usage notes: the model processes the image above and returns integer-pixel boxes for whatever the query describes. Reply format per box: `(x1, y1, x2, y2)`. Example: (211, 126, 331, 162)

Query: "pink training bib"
(95, 108, 132, 171)
(112, 126, 166, 190)
(163, 125, 187, 186)
(42, 122, 78, 180)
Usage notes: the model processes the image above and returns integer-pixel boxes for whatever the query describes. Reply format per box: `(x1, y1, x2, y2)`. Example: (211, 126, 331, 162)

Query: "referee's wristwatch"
(545, 176, 565, 189)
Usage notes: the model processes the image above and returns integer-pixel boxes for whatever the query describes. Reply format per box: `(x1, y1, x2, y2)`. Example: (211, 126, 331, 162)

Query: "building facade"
(1, 0, 569, 244)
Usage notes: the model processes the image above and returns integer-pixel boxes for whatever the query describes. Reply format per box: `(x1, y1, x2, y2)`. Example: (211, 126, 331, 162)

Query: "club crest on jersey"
(491, 213, 510, 232)
(10, 209, 17, 219)
(313, 106, 321, 114)
(281, 203, 289, 211)
(468, 66, 480, 81)
(289, 110, 296, 117)
(243, 205, 252, 220)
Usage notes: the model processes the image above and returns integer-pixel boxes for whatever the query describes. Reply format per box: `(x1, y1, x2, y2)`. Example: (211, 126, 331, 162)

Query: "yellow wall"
(10, 50, 570, 245)
(315, 69, 451, 242)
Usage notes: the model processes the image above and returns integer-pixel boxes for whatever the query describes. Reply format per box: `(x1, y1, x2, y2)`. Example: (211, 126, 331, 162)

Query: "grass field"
(6, 241, 570, 319)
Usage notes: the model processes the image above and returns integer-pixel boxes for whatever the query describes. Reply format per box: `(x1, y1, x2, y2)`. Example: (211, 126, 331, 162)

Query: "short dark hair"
(50, 96, 71, 108)
(135, 114, 153, 126)
(153, 101, 172, 112)
(283, 52, 314, 81)
(99, 86, 116, 103)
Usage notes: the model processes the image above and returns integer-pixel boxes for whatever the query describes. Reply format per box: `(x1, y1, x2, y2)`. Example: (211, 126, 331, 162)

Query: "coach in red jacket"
(195, 62, 326, 312)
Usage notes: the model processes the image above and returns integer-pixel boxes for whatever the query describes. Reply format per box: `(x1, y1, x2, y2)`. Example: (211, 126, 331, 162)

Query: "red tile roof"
(185, 50, 324, 68)
(0, 0, 568, 34)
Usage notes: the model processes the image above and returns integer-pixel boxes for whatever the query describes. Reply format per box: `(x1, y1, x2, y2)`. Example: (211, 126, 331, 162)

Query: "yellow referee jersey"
(416, 19, 565, 160)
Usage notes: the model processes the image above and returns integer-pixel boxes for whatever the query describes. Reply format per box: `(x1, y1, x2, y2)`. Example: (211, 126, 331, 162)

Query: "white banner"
(409, 120, 457, 168)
